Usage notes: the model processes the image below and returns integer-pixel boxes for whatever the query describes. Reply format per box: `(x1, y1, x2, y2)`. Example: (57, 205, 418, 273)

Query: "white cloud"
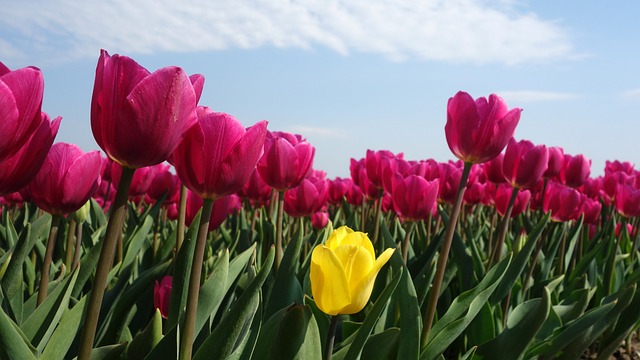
(0, 0, 575, 65)
(287, 125, 349, 140)
(620, 88, 640, 101)
(498, 90, 580, 103)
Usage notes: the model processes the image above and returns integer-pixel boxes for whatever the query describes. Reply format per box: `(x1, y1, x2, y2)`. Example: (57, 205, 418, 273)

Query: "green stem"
(275, 191, 284, 271)
(64, 219, 77, 270)
(176, 184, 188, 253)
(77, 166, 135, 360)
(179, 197, 215, 360)
(402, 221, 416, 264)
(420, 162, 472, 348)
(72, 221, 83, 271)
(372, 193, 383, 245)
(488, 187, 519, 269)
(37, 215, 61, 307)
(324, 315, 339, 360)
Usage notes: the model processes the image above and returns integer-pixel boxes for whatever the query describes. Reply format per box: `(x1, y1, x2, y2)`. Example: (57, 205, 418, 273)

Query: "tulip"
(349, 158, 379, 200)
(392, 175, 439, 222)
(172, 107, 268, 199)
(28, 143, 102, 215)
(283, 178, 329, 217)
(256, 131, 315, 192)
(238, 169, 272, 207)
(445, 91, 521, 164)
(557, 154, 591, 188)
(437, 161, 462, 204)
(328, 177, 352, 205)
(147, 166, 181, 205)
(494, 184, 531, 218)
(544, 146, 564, 179)
(483, 153, 506, 184)
(614, 184, 640, 218)
(154, 276, 173, 319)
(310, 226, 394, 315)
(365, 149, 399, 190)
(581, 198, 602, 225)
(605, 160, 635, 175)
(311, 211, 329, 229)
(502, 138, 549, 189)
(0, 113, 61, 195)
(91, 49, 198, 169)
(0, 61, 45, 162)
(543, 181, 583, 222)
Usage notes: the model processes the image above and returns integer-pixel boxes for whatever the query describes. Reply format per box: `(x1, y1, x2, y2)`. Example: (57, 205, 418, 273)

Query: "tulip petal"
(310, 246, 351, 315)
(325, 225, 353, 249)
(333, 244, 374, 297)
(340, 248, 395, 314)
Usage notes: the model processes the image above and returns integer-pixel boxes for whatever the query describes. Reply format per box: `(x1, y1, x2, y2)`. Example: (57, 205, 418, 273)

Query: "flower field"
(1, 51, 640, 360)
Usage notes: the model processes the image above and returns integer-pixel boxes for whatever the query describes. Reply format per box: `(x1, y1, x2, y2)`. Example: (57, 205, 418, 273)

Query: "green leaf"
(72, 229, 106, 299)
(21, 266, 79, 353)
(193, 247, 275, 360)
(360, 328, 400, 360)
(421, 255, 512, 360)
(490, 213, 549, 305)
(124, 309, 163, 360)
(596, 286, 640, 360)
(474, 287, 551, 360)
(40, 296, 88, 360)
(0, 306, 37, 360)
(120, 214, 155, 273)
(270, 304, 322, 360)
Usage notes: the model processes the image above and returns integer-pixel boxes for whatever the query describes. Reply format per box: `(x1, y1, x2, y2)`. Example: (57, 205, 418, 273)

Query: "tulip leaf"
(72, 228, 106, 298)
(336, 267, 402, 360)
(167, 210, 201, 329)
(40, 295, 87, 360)
(0, 305, 37, 360)
(86, 343, 128, 360)
(120, 214, 155, 273)
(21, 266, 79, 352)
(124, 309, 163, 360)
(474, 287, 551, 360)
(360, 327, 400, 360)
(381, 224, 422, 360)
(193, 247, 275, 360)
(596, 285, 640, 359)
(99, 260, 171, 345)
(262, 304, 323, 360)
(264, 217, 304, 319)
(490, 212, 549, 305)
(421, 255, 511, 360)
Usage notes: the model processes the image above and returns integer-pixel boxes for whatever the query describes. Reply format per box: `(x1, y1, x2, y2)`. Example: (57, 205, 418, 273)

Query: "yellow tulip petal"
(310, 245, 351, 315)
(340, 231, 375, 260)
(326, 226, 353, 250)
(340, 248, 395, 315)
(333, 244, 374, 293)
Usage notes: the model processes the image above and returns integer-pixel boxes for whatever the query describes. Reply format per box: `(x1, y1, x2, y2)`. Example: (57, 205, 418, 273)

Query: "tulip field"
(3, 51, 640, 360)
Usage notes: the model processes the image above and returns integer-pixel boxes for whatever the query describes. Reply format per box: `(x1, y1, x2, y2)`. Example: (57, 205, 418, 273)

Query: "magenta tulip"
(605, 160, 634, 175)
(392, 175, 439, 222)
(27, 143, 102, 215)
(283, 178, 329, 217)
(185, 190, 241, 231)
(147, 165, 181, 205)
(350, 158, 379, 200)
(502, 138, 549, 189)
(544, 146, 564, 179)
(328, 177, 353, 205)
(256, 131, 315, 191)
(494, 184, 531, 218)
(0, 62, 45, 162)
(365, 149, 399, 190)
(543, 181, 583, 222)
(311, 210, 329, 229)
(483, 153, 507, 184)
(615, 184, 640, 218)
(445, 91, 521, 164)
(154, 276, 173, 319)
(557, 154, 591, 188)
(172, 107, 268, 199)
(91, 50, 198, 169)
(581, 198, 602, 225)
(238, 169, 272, 206)
(0, 113, 61, 195)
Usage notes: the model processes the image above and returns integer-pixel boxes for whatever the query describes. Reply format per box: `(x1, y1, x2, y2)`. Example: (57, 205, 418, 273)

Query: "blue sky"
(2, 0, 639, 178)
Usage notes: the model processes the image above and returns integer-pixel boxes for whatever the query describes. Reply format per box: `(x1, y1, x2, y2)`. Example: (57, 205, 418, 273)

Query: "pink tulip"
(392, 175, 439, 221)
(0, 113, 61, 195)
(154, 276, 172, 319)
(544, 147, 564, 179)
(437, 161, 462, 204)
(494, 184, 531, 218)
(445, 91, 521, 164)
(172, 107, 268, 199)
(238, 169, 272, 207)
(310, 211, 329, 229)
(350, 158, 379, 200)
(543, 181, 583, 222)
(27, 143, 102, 215)
(147, 166, 181, 205)
(605, 160, 634, 175)
(365, 149, 399, 190)
(345, 182, 364, 206)
(502, 138, 549, 189)
(91, 50, 198, 169)
(284, 178, 329, 217)
(614, 184, 640, 218)
(483, 153, 506, 184)
(581, 198, 602, 225)
(557, 154, 591, 188)
(185, 190, 241, 231)
(256, 131, 314, 191)
(0, 62, 45, 162)
(328, 177, 352, 205)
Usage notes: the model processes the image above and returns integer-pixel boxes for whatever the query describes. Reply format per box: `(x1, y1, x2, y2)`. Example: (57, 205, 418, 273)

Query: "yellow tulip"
(310, 226, 395, 315)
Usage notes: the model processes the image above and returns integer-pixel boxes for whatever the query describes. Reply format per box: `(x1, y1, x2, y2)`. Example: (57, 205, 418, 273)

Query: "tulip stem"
(275, 191, 284, 271)
(421, 162, 471, 349)
(78, 166, 135, 360)
(179, 197, 214, 360)
(488, 187, 519, 269)
(72, 220, 83, 271)
(324, 315, 339, 360)
(37, 215, 61, 307)
(64, 219, 77, 271)
(372, 194, 383, 245)
(176, 184, 188, 253)
(402, 221, 416, 264)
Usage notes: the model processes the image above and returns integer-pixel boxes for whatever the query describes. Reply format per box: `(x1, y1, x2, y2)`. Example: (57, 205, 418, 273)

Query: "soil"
(582, 333, 640, 360)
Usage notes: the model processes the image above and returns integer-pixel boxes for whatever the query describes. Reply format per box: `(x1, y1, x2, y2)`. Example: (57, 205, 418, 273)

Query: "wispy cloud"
(287, 125, 349, 140)
(498, 90, 580, 103)
(0, 0, 576, 66)
(619, 88, 640, 101)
